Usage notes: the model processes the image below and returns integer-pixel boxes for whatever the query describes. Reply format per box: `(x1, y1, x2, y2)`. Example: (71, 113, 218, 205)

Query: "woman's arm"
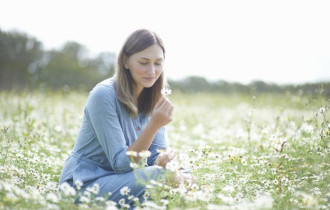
(86, 85, 173, 172)
(127, 96, 174, 163)
(86, 85, 132, 173)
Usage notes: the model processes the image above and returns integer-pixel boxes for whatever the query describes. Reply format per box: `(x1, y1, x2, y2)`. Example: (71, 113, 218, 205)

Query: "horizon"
(1, 0, 330, 85)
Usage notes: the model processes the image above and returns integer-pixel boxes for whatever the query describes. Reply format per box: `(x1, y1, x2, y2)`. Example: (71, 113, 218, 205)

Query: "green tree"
(0, 29, 43, 89)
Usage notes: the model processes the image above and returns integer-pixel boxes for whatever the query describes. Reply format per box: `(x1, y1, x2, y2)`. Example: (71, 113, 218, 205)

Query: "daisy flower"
(126, 150, 138, 157)
(161, 87, 172, 96)
(120, 186, 131, 196)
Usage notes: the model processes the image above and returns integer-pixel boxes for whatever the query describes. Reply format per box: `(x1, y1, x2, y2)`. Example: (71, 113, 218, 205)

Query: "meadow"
(0, 90, 329, 210)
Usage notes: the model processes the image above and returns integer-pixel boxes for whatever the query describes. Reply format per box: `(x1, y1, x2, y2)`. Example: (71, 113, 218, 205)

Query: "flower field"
(0, 90, 329, 209)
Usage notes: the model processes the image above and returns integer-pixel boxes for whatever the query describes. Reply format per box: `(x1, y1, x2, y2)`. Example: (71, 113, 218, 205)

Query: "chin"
(141, 80, 156, 88)
(144, 83, 155, 88)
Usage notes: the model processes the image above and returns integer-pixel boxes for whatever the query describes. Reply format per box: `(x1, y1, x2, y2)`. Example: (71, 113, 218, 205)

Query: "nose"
(147, 64, 156, 74)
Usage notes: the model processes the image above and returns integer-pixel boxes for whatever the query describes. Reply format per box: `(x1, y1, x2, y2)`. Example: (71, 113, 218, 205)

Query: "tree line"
(0, 28, 115, 91)
(170, 76, 330, 96)
(0, 28, 329, 96)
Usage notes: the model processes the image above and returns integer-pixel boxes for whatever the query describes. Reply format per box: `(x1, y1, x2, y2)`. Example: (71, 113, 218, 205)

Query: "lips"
(143, 77, 155, 82)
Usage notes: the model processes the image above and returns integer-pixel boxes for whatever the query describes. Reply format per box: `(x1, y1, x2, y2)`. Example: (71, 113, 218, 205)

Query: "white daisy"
(120, 186, 131, 196)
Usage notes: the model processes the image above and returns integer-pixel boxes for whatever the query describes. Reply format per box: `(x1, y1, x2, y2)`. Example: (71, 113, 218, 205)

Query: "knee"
(136, 166, 165, 181)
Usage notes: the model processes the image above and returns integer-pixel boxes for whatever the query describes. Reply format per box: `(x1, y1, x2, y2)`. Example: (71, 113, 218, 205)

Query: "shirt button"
(136, 126, 141, 131)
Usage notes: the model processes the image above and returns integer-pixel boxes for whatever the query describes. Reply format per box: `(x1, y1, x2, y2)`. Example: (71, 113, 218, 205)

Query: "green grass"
(0, 90, 329, 209)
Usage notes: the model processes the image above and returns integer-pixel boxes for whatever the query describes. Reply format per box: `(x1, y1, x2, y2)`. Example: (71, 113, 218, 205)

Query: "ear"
(123, 55, 129, 69)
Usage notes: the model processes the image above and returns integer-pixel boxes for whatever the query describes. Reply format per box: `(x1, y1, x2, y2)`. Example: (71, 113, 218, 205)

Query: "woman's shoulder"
(88, 77, 117, 104)
(96, 77, 116, 88)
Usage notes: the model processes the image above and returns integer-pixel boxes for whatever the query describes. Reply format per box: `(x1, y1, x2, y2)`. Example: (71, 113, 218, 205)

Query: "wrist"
(148, 118, 162, 131)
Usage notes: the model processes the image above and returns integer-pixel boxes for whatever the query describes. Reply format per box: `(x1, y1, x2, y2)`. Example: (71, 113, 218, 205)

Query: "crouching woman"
(59, 29, 192, 207)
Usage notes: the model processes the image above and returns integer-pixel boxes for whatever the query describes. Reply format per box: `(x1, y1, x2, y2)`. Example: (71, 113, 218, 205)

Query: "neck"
(133, 86, 143, 101)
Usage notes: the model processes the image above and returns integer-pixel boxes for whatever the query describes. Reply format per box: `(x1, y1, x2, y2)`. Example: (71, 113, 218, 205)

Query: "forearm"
(127, 121, 160, 162)
(128, 95, 173, 163)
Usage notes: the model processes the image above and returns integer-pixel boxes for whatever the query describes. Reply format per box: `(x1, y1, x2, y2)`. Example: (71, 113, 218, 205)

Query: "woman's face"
(125, 44, 164, 91)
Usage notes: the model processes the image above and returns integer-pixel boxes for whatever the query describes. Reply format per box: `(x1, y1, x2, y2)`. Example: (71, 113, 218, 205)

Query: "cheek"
(156, 67, 163, 76)
(130, 64, 146, 75)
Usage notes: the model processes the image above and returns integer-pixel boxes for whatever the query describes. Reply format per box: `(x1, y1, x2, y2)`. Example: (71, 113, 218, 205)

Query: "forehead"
(132, 44, 164, 60)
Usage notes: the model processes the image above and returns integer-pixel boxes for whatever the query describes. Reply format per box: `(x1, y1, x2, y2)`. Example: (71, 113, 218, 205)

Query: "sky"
(1, 0, 330, 84)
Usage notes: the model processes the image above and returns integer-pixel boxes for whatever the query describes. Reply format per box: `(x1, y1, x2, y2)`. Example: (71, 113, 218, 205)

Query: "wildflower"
(230, 157, 235, 163)
(185, 191, 196, 201)
(160, 199, 169, 206)
(106, 205, 118, 210)
(96, 197, 105, 202)
(271, 168, 277, 175)
(75, 180, 83, 190)
(59, 182, 76, 196)
(222, 185, 235, 193)
(254, 194, 274, 209)
(80, 196, 90, 203)
(119, 198, 126, 206)
(46, 192, 59, 203)
(207, 204, 223, 210)
(166, 159, 179, 171)
(133, 197, 139, 203)
(191, 183, 199, 191)
(143, 190, 150, 201)
(126, 150, 138, 157)
(120, 186, 131, 196)
(156, 148, 165, 155)
(143, 201, 164, 209)
(83, 191, 91, 198)
(46, 181, 58, 191)
(242, 159, 247, 166)
(122, 204, 130, 209)
(281, 177, 289, 186)
(46, 204, 60, 210)
(54, 125, 62, 132)
(78, 204, 89, 209)
(130, 162, 139, 169)
(217, 193, 234, 204)
(138, 150, 151, 158)
(161, 87, 172, 96)
(319, 107, 327, 113)
(303, 195, 318, 208)
(87, 183, 99, 194)
(106, 200, 117, 207)
(128, 195, 134, 200)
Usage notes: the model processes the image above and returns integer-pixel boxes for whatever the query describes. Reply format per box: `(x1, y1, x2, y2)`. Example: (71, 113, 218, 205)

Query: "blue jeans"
(77, 166, 165, 207)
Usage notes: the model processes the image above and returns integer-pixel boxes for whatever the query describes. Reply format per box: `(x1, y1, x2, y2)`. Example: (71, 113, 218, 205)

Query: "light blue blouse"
(59, 77, 168, 186)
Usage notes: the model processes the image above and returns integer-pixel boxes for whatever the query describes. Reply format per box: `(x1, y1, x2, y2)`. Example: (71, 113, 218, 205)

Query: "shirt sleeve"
(85, 84, 132, 173)
(147, 126, 168, 166)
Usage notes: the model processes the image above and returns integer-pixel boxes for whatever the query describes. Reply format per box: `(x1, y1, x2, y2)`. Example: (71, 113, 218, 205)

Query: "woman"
(59, 29, 190, 206)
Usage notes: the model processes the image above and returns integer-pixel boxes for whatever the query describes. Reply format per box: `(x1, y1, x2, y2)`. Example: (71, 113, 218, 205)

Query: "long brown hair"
(115, 29, 166, 117)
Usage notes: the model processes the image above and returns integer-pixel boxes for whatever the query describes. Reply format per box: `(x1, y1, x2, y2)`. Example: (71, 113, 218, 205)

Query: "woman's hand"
(155, 148, 176, 168)
(168, 170, 195, 188)
(150, 96, 174, 129)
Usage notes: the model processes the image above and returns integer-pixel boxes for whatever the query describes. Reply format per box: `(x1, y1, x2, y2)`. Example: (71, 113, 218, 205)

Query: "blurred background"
(1, 0, 329, 95)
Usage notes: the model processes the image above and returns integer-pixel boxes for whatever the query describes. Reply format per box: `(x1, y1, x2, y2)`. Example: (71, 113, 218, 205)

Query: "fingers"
(166, 149, 176, 162)
(162, 98, 174, 114)
(151, 96, 174, 128)
(156, 148, 177, 168)
(156, 96, 173, 111)
(165, 103, 174, 117)
(167, 149, 176, 162)
(154, 96, 165, 109)
(159, 97, 169, 110)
